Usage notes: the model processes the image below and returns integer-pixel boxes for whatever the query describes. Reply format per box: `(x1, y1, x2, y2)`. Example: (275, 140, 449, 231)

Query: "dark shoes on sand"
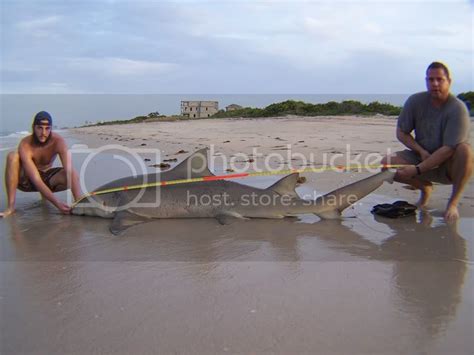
(371, 201, 417, 218)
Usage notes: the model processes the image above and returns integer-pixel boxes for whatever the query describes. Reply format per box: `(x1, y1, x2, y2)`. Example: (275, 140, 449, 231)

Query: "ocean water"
(0, 93, 410, 135)
(0, 130, 30, 153)
(0, 130, 71, 154)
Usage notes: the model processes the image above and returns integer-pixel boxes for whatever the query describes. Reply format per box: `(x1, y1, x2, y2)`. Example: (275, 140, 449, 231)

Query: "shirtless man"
(381, 62, 473, 222)
(1, 111, 81, 217)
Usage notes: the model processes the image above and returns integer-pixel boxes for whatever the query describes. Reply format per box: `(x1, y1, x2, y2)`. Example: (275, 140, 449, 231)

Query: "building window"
(193, 114, 196, 118)
(206, 107, 208, 111)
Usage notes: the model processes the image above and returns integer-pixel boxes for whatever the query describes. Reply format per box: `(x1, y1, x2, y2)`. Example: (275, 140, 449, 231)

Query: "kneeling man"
(382, 62, 473, 222)
(1, 111, 81, 217)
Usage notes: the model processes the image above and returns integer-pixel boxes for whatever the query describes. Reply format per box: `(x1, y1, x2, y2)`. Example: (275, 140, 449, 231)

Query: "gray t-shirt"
(397, 91, 470, 153)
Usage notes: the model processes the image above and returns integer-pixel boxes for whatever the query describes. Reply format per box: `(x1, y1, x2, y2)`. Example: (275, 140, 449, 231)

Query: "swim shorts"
(396, 150, 451, 184)
(18, 167, 64, 192)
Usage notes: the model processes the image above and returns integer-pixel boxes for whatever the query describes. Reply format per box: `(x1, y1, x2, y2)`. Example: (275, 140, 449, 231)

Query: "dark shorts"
(18, 167, 64, 192)
(396, 150, 452, 185)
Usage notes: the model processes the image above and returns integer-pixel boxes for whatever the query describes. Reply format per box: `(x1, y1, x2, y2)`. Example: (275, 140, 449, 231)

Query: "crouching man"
(1, 111, 81, 217)
(381, 62, 473, 222)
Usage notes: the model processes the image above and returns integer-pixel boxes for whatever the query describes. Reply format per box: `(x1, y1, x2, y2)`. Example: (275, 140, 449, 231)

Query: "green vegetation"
(212, 99, 401, 118)
(86, 113, 185, 127)
(82, 93, 474, 128)
(95, 115, 158, 126)
(457, 91, 473, 116)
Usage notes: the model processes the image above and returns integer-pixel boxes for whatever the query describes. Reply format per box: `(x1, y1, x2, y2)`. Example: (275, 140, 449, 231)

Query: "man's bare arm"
(396, 127, 431, 160)
(396, 126, 455, 180)
(57, 137, 81, 200)
(417, 145, 454, 173)
(397, 127, 455, 171)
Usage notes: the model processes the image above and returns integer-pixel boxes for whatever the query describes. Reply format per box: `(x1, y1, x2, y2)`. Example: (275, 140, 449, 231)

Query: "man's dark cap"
(33, 111, 53, 126)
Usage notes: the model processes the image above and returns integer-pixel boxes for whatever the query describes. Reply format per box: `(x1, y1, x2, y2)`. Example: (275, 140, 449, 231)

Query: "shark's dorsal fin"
(267, 173, 299, 198)
(171, 148, 214, 178)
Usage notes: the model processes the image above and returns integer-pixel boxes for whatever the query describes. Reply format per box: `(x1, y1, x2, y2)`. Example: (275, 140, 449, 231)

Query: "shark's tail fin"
(316, 170, 396, 219)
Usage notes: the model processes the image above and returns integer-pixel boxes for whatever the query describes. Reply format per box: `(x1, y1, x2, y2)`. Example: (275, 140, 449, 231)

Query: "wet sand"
(1, 116, 473, 354)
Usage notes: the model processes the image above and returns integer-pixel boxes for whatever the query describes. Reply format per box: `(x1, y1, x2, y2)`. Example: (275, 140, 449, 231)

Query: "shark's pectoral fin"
(316, 209, 342, 220)
(216, 211, 248, 225)
(110, 210, 150, 235)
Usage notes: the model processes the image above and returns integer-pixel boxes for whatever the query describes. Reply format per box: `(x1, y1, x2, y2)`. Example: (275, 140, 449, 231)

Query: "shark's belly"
(71, 206, 115, 218)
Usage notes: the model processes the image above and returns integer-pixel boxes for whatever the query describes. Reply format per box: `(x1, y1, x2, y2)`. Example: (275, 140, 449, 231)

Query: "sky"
(1, 0, 473, 95)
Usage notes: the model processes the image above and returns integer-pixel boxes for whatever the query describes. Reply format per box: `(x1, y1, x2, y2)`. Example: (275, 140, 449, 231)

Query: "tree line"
(83, 91, 474, 127)
(213, 92, 473, 118)
(212, 99, 401, 118)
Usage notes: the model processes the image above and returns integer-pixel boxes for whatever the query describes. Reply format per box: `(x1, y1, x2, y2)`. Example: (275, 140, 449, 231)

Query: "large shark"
(72, 149, 395, 235)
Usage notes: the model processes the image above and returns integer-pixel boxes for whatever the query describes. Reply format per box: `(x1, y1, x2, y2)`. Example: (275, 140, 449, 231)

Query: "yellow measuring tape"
(72, 164, 403, 207)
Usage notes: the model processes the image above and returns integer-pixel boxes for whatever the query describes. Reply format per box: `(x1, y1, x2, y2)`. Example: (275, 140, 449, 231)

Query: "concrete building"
(181, 101, 219, 118)
(225, 104, 243, 111)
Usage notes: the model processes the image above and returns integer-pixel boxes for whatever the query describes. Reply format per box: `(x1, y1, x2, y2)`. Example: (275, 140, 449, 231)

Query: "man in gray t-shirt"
(381, 62, 472, 222)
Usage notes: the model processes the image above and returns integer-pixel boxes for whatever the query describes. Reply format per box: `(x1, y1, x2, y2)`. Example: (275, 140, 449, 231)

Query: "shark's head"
(72, 192, 123, 218)
(71, 148, 214, 220)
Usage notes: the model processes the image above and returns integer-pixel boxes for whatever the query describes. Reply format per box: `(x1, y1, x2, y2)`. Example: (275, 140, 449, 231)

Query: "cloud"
(1, 81, 78, 94)
(15, 15, 63, 37)
(1, 1, 472, 94)
(67, 57, 178, 76)
(303, 17, 343, 40)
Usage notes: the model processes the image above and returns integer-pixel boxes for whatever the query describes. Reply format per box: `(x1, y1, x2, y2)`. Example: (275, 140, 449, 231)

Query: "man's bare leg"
(416, 183, 434, 207)
(48, 168, 81, 200)
(69, 168, 81, 201)
(381, 153, 433, 207)
(0, 151, 20, 217)
(445, 143, 473, 222)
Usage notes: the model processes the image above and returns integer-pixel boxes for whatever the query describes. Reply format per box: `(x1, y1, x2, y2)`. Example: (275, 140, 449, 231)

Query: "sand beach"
(71, 115, 474, 217)
(1, 116, 473, 354)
